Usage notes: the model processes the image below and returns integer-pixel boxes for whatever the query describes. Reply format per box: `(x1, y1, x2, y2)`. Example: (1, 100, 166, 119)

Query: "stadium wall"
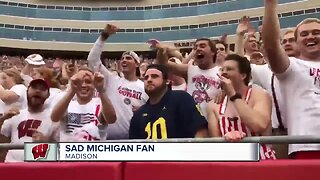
(0, 0, 319, 52)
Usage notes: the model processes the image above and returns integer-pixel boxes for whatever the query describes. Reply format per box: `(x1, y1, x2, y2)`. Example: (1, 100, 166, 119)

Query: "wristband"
(100, 31, 110, 39)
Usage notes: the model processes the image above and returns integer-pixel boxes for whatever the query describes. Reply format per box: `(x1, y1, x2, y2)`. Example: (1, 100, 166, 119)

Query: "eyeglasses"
(281, 38, 295, 45)
(217, 47, 225, 51)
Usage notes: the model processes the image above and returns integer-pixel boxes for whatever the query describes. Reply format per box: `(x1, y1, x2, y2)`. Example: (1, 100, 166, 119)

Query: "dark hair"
(136, 67, 141, 78)
(195, 38, 217, 63)
(78, 66, 94, 74)
(215, 40, 228, 52)
(225, 54, 251, 85)
(145, 64, 168, 80)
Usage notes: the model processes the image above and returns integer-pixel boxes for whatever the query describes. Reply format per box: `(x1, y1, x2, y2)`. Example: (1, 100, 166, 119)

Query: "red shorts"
(289, 151, 320, 159)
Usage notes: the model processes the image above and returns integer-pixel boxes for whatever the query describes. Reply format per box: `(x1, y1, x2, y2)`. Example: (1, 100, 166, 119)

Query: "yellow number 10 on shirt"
(145, 117, 168, 139)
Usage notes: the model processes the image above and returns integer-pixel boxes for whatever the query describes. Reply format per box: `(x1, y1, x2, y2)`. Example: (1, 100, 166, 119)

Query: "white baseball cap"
(25, 54, 45, 65)
(122, 51, 140, 64)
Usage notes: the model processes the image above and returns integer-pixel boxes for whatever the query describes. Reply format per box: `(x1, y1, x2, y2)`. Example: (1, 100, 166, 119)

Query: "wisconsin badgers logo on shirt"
(310, 67, 320, 77)
(32, 143, 49, 160)
(310, 67, 320, 91)
(17, 119, 42, 139)
(118, 86, 142, 100)
(192, 75, 220, 89)
(191, 75, 219, 104)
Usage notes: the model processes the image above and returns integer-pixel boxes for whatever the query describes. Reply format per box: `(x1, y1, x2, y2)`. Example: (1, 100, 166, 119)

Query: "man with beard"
(157, 38, 220, 118)
(87, 24, 148, 140)
(129, 64, 208, 139)
(51, 67, 117, 141)
(263, 0, 320, 158)
(0, 79, 56, 162)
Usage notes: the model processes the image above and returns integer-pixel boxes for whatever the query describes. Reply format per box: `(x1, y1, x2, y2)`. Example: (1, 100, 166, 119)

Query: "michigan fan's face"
(144, 68, 166, 95)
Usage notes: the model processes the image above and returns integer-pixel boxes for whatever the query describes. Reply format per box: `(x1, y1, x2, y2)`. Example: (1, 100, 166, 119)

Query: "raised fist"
(104, 24, 119, 35)
(224, 131, 246, 142)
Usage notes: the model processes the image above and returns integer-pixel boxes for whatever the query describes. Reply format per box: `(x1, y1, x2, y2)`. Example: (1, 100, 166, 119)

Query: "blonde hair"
(294, 18, 320, 40)
(283, 29, 295, 36)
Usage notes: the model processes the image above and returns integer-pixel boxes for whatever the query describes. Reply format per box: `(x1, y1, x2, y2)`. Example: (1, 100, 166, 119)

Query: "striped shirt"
(218, 88, 276, 160)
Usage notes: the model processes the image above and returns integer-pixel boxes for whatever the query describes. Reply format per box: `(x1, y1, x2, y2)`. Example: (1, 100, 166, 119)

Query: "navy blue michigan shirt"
(129, 89, 208, 139)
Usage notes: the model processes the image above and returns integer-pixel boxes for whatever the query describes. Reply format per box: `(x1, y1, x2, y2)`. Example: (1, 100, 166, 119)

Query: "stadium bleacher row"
(1, 12, 318, 43)
(0, 0, 318, 52)
(0, 0, 298, 20)
(0, 0, 320, 166)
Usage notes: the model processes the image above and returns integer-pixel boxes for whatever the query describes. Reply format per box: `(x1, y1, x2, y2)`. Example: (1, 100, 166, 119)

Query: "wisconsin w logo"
(18, 119, 42, 139)
(32, 144, 49, 160)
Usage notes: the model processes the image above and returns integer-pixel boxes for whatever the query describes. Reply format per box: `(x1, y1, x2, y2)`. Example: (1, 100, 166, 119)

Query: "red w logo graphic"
(18, 119, 42, 139)
(32, 144, 49, 160)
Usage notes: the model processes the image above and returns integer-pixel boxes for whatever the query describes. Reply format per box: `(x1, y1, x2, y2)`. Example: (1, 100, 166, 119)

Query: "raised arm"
(262, 0, 290, 74)
(0, 89, 20, 104)
(87, 24, 119, 81)
(0, 83, 23, 104)
(20, 63, 34, 86)
(235, 16, 248, 56)
(232, 89, 271, 133)
(50, 73, 82, 122)
(93, 72, 117, 124)
(156, 45, 188, 79)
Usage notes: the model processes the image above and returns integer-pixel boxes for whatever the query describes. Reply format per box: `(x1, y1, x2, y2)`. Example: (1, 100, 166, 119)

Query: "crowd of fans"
(0, 0, 319, 162)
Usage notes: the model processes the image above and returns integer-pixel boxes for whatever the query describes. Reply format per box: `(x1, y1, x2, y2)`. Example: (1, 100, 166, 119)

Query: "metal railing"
(1, 135, 320, 150)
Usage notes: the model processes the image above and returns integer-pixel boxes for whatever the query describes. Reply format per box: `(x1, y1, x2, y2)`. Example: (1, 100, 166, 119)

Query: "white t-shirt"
(251, 64, 286, 129)
(1, 108, 56, 162)
(276, 57, 320, 154)
(87, 38, 149, 140)
(44, 88, 62, 109)
(187, 64, 221, 118)
(105, 74, 148, 139)
(0, 84, 27, 115)
(0, 100, 6, 116)
(172, 83, 187, 91)
(59, 97, 108, 142)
